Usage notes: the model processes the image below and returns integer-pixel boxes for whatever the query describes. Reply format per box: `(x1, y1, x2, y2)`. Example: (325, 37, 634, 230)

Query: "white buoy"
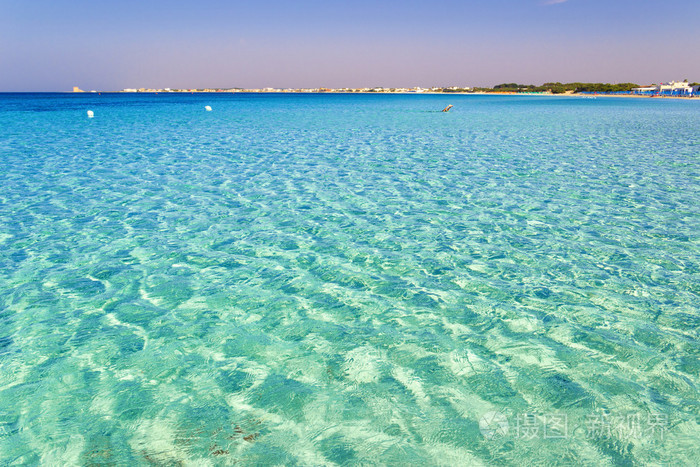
(205, 106, 212, 111)
(87, 110, 94, 118)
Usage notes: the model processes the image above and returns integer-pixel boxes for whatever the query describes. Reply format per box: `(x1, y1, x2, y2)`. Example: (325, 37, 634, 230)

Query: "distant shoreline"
(65, 81, 700, 99)
(4, 91, 698, 100)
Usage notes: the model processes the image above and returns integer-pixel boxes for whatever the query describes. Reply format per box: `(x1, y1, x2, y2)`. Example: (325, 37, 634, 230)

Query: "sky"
(1, 0, 698, 91)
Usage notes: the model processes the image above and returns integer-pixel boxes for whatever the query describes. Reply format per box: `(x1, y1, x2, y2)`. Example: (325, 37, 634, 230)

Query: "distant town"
(73, 80, 700, 97)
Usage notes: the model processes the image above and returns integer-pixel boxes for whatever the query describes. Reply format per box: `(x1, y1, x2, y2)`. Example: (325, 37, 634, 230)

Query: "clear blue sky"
(1, 0, 697, 91)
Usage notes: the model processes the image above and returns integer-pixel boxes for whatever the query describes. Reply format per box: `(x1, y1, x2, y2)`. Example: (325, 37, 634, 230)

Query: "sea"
(0, 92, 698, 465)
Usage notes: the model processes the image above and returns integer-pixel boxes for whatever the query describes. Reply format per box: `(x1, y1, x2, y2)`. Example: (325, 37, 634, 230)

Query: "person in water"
(442, 105, 453, 112)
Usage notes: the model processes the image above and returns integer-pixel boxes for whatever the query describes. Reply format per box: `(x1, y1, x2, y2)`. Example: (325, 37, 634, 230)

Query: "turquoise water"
(0, 93, 698, 465)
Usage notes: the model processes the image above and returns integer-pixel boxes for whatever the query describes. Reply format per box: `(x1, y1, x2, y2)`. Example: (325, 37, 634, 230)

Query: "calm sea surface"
(0, 93, 698, 465)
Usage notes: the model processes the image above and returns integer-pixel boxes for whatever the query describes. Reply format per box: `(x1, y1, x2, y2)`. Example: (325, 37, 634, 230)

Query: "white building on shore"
(633, 81, 698, 96)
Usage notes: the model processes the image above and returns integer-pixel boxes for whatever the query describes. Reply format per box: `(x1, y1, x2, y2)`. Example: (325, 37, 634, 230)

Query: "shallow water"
(0, 93, 698, 465)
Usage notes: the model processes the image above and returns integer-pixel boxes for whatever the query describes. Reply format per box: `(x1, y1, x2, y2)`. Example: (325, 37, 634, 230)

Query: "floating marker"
(87, 110, 94, 118)
(205, 106, 212, 111)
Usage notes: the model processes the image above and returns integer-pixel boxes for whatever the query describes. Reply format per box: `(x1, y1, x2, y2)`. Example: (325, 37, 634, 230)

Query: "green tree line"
(465, 82, 645, 94)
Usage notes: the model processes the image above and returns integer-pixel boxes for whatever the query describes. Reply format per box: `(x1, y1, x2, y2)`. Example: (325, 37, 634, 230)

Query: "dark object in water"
(442, 105, 453, 112)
